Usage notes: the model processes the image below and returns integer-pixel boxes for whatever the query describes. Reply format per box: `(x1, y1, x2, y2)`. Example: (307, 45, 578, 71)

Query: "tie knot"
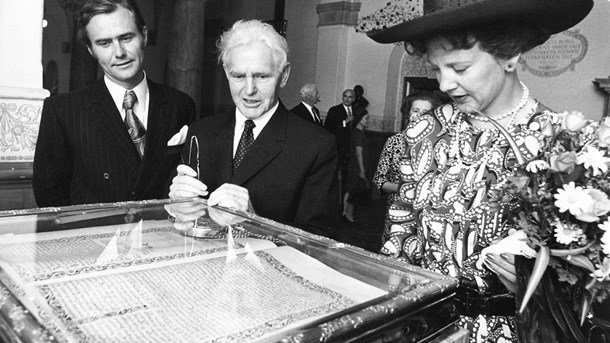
(244, 119, 255, 131)
(123, 90, 137, 110)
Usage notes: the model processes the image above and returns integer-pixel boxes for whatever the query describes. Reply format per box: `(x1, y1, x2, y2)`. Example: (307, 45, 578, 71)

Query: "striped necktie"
(123, 90, 146, 159)
(312, 106, 321, 124)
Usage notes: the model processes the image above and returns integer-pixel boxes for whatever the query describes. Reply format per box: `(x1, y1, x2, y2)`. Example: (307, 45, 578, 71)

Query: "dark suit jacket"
(290, 102, 322, 126)
(185, 102, 339, 237)
(324, 104, 352, 166)
(33, 78, 196, 207)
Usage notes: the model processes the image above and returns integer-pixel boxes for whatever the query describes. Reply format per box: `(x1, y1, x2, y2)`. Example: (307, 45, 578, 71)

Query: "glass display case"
(0, 198, 465, 343)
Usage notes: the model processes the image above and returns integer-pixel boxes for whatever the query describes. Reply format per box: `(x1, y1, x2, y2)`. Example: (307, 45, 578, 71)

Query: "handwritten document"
(0, 221, 386, 342)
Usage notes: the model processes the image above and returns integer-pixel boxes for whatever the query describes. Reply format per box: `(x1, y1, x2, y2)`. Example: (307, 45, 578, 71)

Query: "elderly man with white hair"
(169, 20, 338, 237)
(290, 83, 323, 126)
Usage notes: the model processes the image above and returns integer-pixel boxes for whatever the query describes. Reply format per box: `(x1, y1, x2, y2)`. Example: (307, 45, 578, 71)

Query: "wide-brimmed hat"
(359, 0, 593, 44)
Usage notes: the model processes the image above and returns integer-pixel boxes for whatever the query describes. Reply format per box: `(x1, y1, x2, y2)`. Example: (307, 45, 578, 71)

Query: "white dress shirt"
(105, 73, 150, 129)
(232, 102, 278, 157)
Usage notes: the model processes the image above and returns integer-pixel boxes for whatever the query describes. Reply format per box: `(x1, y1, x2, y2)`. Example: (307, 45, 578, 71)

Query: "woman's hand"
(484, 253, 517, 293)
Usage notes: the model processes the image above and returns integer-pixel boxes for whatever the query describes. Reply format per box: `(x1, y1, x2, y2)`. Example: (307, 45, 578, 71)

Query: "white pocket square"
(167, 125, 189, 146)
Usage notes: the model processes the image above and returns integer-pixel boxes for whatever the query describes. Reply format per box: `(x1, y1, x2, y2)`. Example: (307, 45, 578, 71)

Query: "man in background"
(324, 89, 365, 203)
(169, 20, 338, 237)
(290, 83, 323, 126)
(33, 0, 196, 207)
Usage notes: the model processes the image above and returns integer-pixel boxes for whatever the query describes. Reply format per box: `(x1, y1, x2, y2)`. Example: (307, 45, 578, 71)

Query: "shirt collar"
(105, 73, 147, 108)
(234, 101, 279, 140)
(302, 102, 313, 111)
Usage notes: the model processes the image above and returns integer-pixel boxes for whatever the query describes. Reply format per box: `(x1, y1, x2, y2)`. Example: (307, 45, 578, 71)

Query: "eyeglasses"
(187, 136, 200, 180)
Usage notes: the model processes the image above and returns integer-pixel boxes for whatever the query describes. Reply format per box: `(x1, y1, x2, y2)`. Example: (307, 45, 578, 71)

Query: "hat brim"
(367, 0, 594, 44)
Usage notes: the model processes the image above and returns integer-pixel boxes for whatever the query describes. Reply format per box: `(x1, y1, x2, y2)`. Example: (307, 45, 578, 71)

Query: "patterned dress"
(380, 102, 555, 342)
(373, 131, 409, 243)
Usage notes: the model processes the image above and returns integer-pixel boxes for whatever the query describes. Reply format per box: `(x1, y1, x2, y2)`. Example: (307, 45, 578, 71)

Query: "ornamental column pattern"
(0, 0, 49, 208)
(166, 0, 206, 117)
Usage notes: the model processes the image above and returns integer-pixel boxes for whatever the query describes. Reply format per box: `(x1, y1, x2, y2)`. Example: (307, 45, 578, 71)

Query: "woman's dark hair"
(406, 24, 551, 59)
(77, 0, 146, 47)
(353, 113, 368, 128)
(400, 91, 441, 128)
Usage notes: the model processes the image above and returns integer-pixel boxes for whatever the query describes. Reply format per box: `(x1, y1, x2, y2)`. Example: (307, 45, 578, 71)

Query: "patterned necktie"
(347, 106, 352, 117)
(233, 119, 256, 172)
(312, 106, 321, 124)
(123, 90, 146, 159)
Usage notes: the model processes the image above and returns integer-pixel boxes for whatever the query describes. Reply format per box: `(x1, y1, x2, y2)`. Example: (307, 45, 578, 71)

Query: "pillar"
(0, 0, 49, 209)
(166, 0, 206, 117)
(314, 1, 360, 118)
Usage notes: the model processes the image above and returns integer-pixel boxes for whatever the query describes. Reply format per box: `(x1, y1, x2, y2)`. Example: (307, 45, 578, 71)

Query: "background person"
(353, 84, 369, 110)
(342, 114, 370, 223)
(290, 83, 323, 126)
(359, 0, 593, 340)
(325, 89, 366, 205)
(373, 91, 440, 241)
(169, 20, 338, 237)
(33, 0, 196, 207)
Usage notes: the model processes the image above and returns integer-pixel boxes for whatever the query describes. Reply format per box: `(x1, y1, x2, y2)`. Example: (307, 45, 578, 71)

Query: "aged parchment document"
(0, 220, 386, 343)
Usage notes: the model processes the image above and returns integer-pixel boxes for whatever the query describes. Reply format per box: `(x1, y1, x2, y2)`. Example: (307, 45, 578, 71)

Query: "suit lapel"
(134, 80, 170, 191)
(89, 80, 141, 166)
(210, 114, 235, 185)
(231, 104, 287, 185)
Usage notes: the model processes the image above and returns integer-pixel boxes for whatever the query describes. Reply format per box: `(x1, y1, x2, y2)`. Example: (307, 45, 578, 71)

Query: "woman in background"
(373, 91, 440, 243)
(343, 114, 370, 223)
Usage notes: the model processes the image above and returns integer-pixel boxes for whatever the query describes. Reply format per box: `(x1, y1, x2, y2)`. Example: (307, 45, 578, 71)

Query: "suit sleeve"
(33, 98, 72, 207)
(162, 94, 198, 197)
(294, 133, 339, 238)
(323, 108, 340, 134)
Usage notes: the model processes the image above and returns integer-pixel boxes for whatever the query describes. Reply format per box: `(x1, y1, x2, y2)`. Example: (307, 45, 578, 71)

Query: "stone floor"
(333, 196, 387, 254)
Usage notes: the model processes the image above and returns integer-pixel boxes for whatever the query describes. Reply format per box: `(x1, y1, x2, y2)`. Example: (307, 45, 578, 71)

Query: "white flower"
(526, 160, 549, 173)
(553, 219, 583, 245)
(592, 257, 610, 282)
(577, 189, 610, 221)
(601, 221, 610, 256)
(577, 146, 610, 176)
(554, 182, 591, 217)
(563, 111, 589, 131)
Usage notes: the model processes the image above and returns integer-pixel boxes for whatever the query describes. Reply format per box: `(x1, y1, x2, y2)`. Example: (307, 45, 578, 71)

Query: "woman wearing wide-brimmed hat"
(359, 0, 593, 341)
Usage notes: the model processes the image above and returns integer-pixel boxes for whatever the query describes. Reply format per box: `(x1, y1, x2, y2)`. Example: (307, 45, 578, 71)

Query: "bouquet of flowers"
(502, 111, 610, 342)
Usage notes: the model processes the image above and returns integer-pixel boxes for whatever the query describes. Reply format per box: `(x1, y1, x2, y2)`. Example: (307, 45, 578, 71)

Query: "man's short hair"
(217, 20, 289, 72)
(77, 0, 146, 47)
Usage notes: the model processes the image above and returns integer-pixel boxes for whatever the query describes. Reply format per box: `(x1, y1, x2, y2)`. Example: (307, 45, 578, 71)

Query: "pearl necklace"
(466, 81, 529, 124)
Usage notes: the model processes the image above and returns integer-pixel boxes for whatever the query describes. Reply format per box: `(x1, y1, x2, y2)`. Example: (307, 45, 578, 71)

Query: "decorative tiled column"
(315, 1, 360, 118)
(0, 0, 49, 208)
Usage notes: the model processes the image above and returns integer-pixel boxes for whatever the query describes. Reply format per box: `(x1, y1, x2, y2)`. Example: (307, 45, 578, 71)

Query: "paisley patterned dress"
(373, 131, 409, 242)
(380, 102, 555, 342)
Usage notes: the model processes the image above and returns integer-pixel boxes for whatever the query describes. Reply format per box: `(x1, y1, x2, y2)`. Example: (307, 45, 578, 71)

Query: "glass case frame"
(0, 198, 461, 343)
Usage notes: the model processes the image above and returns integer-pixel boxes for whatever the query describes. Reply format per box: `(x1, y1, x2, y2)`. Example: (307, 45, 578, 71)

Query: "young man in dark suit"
(33, 0, 196, 207)
(169, 20, 338, 237)
(290, 83, 323, 126)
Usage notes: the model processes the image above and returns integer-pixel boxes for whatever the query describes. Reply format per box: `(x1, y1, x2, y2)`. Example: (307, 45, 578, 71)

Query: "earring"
(505, 63, 515, 72)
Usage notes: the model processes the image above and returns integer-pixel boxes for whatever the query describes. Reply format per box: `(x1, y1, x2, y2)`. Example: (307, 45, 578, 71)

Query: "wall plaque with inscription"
(519, 30, 587, 77)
